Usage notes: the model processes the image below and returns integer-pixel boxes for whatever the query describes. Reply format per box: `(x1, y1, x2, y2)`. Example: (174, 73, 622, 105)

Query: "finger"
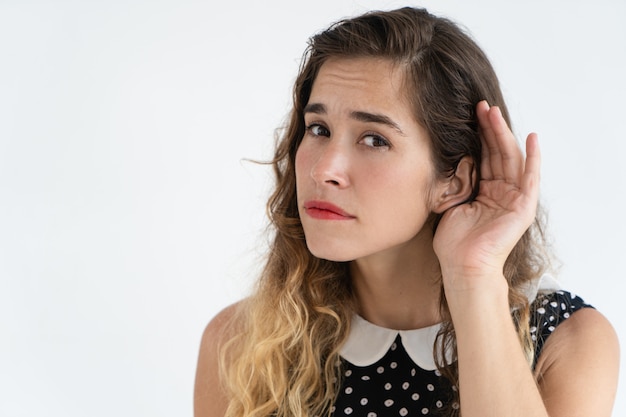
(487, 106, 524, 183)
(476, 100, 496, 180)
(522, 132, 541, 204)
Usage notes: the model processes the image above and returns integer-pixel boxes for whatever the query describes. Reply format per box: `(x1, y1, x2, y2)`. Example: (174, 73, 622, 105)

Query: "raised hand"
(433, 100, 541, 290)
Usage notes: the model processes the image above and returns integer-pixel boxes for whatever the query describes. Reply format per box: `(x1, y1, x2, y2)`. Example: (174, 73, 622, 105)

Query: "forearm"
(444, 273, 549, 417)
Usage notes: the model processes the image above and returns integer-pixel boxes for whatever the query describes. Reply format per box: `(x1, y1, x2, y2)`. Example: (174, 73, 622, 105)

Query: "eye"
(360, 134, 390, 149)
(305, 123, 330, 137)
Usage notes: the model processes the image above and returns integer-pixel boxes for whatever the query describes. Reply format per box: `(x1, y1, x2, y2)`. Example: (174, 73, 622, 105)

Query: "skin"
(296, 58, 463, 329)
(194, 57, 619, 417)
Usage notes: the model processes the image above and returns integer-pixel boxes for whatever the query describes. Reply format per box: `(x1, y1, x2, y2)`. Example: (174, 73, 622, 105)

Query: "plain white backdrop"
(1, 0, 624, 415)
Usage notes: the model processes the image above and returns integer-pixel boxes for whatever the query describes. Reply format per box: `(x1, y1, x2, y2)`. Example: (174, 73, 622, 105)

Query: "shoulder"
(202, 302, 244, 344)
(194, 301, 247, 417)
(530, 290, 592, 359)
(533, 292, 619, 416)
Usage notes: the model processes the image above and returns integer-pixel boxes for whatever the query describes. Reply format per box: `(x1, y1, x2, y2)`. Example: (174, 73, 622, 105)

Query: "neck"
(349, 227, 443, 330)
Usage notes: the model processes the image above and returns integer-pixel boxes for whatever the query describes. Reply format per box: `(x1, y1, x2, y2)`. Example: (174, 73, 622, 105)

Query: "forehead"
(309, 57, 410, 110)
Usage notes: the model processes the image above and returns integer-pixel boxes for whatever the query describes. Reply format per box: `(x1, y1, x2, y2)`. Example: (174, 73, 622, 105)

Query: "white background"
(1, 0, 624, 415)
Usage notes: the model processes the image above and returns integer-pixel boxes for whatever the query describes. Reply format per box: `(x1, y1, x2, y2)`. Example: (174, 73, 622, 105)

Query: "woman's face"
(295, 57, 444, 262)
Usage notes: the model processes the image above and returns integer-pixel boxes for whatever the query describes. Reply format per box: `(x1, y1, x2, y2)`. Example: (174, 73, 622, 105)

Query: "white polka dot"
(402, 382, 410, 390)
(411, 368, 416, 376)
(564, 312, 570, 318)
(548, 325, 555, 332)
(561, 302, 567, 310)
(530, 326, 537, 333)
(399, 408, 408, 416)
(537, 307, 546, 314)
(436, 400, 443, 408)
(384, 399, 394, 407)
(367, 413, 377, 417)
(550, 301, 558, 308)
(384, 382, 392, 390)
(412, 393, 420, 401)
(452, 402, 460, 410)
(361, 375, 370, 381)
(344, 407, 353, 415)
(345, 370, 352, 377)
(427, 384, 435, 391)
(549, 315, 555, 322)
(452, 385, 458, 391)
(434, 369, 441, 376)
(421, 408, 429, 414)
(391, 342, 397, 351)
(344, 387, 353, 394)
(331, 406, 336, 412)
(360, 398, 368, 406)
(377, 366, 385, 374)
(390, 361, 398, 369)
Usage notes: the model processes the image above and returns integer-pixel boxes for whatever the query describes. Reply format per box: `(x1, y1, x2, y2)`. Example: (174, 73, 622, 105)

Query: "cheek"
(294, 147, 304, 178)
(379, 166, 436, 212)
(294, 143, 312, 189)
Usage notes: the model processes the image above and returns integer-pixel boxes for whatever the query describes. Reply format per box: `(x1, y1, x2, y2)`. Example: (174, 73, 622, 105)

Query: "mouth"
(303, 200, 356, 220)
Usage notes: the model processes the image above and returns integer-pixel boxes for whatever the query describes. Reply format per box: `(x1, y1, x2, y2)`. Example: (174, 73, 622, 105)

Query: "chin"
(305, 242, 356, 263)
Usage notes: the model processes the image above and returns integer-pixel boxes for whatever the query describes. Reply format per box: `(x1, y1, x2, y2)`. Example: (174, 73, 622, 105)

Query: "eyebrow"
(303, 102, 406, 136)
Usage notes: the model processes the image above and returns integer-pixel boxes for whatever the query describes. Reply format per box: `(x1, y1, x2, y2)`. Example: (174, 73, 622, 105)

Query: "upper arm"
(194, 303, 241, 417)
(534, 307, 620, 417)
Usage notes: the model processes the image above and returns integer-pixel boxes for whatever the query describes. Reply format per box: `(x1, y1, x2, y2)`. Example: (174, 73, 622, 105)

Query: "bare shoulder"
(194, 301, 247, 417)
(534, 307, 620, 417)
(202, 302, 244, 343)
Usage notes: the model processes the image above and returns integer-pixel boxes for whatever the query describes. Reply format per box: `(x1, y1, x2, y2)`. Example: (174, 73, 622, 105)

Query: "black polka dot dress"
(331, 288, 592, 416)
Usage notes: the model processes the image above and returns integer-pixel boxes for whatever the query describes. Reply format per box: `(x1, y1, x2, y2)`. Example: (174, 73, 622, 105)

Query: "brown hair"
(221, 7, 548, 417)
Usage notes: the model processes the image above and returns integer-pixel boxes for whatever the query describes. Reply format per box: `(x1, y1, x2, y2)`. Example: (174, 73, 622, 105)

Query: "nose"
(310, 141, 350, 188)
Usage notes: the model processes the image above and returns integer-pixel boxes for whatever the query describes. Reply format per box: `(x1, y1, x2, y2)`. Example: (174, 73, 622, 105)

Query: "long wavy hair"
(220, 7, 549, 417)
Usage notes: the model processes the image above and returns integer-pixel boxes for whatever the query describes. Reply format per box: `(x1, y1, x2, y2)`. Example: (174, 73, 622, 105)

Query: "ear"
(431, 156, 475, 214)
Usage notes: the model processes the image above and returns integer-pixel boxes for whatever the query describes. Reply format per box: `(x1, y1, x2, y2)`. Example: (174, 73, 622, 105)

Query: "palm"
(433, 102, 541, 278)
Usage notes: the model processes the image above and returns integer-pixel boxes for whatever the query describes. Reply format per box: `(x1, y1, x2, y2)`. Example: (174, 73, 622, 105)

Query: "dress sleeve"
(530, 290, 594, 368)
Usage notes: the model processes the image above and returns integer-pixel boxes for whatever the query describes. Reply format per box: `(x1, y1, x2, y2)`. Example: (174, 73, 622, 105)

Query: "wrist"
(441, 268, 510, 309)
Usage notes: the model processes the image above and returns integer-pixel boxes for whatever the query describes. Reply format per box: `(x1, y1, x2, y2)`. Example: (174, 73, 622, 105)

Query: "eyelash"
(305, 123, 391, 149)
(305, 123, 330, 137)
(361, 134, 390, 148)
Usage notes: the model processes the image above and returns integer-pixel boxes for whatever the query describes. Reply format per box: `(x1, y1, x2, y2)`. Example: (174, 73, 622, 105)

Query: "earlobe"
(432, 156, 475, 213)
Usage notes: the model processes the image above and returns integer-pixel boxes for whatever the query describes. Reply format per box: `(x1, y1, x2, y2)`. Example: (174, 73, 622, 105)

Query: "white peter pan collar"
(339, 314, 446, 371)
(339, 274, 561, 370)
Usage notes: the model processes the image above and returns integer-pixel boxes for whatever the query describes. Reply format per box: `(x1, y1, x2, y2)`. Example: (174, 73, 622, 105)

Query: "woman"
(195, 7, 619, 417)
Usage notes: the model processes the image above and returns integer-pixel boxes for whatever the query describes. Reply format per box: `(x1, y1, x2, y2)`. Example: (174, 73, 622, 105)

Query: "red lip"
(303, 200, 356, 220)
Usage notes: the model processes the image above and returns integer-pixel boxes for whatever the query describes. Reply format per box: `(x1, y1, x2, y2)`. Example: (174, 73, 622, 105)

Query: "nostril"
(326, 179, 340, 186)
